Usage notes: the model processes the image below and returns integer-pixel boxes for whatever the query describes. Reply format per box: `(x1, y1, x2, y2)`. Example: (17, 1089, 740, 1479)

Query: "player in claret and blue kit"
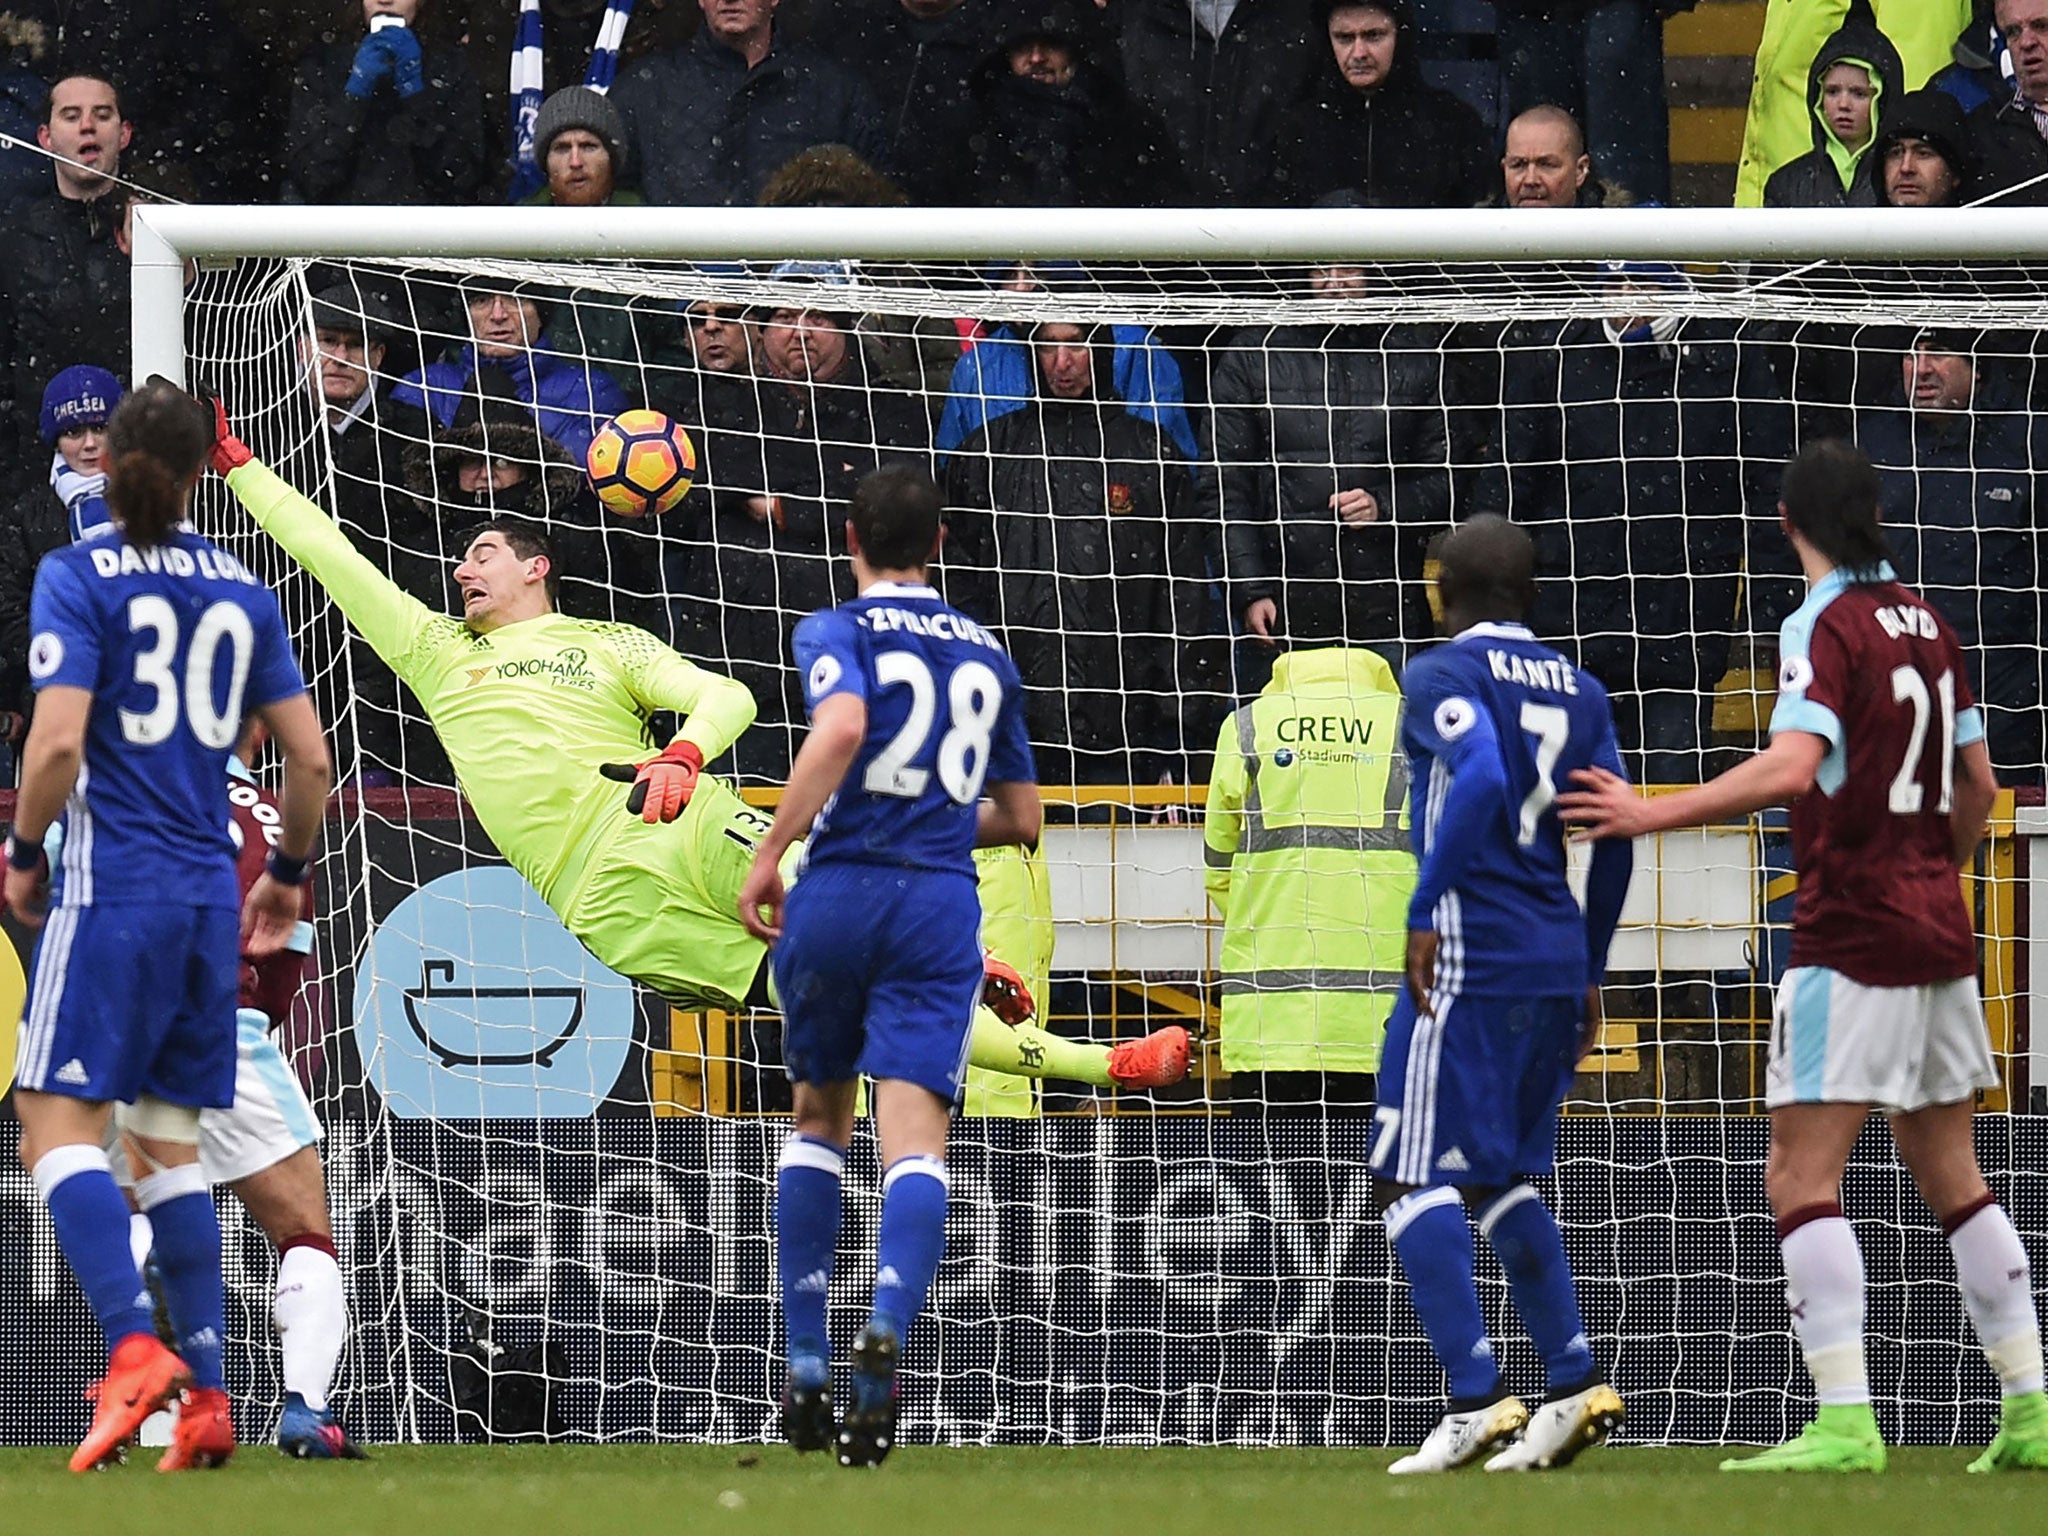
(739, 466, 1041, 1468)
(1371, 516, 1634, 1474)
(6, 380, 332, 1473)
(1565, 441, 2048, 1474)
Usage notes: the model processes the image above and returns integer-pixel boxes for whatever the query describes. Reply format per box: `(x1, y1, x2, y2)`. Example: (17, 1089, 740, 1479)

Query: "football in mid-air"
(586, 409, 697, 517)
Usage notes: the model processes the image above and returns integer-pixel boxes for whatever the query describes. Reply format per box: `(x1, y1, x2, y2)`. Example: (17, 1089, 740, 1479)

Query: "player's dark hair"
(103, 380, 209, 548)
(462, 517, 561, 603)
(1781, 439, 1890, 578)
(1433, 514, 1537, 626)
(850, 465, 943, 573)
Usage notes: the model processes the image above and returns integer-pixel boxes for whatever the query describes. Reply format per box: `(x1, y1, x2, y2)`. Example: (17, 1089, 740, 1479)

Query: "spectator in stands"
(1854, 329, 2046, 779)
(1497, 263, 1780, 782)
(958, 3, 1193, 207)
(393, 279, 628, 462)
(1969, 0, 2048, 203)
(0, 12, 51, 210)
(678, 263, 931, 778)
(1121, 0, 1317, 207)
(0, 73, 131, 504)
(611, 0, 883, 207)
(1203, 262, 1450, 696)
(1736, 0, 1971, 207)
(1499, 103, 1624, 206)
(937, 262, 1200, 464)
(1266, 0, 1493, 208)
(1762, 3, 1902, 207)
(1495, 1, 1683, 207)
(283, 0, 488, 207)
(1874, 88, 1973, 205)
(814, 0, 1004, 206)
(943, 319, 1206, 791)
(523, 85, 634, 210)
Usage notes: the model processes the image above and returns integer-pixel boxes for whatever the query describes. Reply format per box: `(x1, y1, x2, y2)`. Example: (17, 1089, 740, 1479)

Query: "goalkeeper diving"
(202, 395, 1187, 1094)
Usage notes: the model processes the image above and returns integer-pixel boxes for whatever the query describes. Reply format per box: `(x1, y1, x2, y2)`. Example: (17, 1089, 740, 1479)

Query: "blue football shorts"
(14, 902, 241, 1109)
(1369, 990, 1585, 1188)
(773, 863, 983, 1102)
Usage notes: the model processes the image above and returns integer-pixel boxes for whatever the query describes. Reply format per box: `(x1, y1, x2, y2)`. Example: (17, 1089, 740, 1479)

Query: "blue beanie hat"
(40, 365, 124, 445)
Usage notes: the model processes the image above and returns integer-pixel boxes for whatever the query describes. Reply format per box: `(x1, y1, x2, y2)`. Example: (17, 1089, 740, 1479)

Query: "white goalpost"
(111, 203, 2048, 1449)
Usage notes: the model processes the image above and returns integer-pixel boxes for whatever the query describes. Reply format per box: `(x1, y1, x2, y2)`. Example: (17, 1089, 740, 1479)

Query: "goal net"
(67, 206, 2047, 1448)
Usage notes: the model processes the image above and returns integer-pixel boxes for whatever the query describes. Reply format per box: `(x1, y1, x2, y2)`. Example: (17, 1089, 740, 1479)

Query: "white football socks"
(1947, 1200, 2046, 1398)
(1780, 1210, 1869, 1406)
(275, 1243, 347, 1412)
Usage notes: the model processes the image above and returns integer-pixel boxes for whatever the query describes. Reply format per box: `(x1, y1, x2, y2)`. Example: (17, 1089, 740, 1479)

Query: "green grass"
(6, 1444, 2043, 1536)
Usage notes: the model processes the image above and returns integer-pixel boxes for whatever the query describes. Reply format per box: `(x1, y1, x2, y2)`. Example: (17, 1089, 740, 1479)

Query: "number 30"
(120, 596, 255, 749)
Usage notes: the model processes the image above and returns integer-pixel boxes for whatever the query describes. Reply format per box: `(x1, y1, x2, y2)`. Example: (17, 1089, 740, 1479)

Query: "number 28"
(863, 653, 1003, 805)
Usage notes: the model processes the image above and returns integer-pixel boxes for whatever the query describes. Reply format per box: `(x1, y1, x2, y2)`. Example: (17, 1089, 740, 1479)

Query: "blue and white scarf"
(508, 0, 638, 201)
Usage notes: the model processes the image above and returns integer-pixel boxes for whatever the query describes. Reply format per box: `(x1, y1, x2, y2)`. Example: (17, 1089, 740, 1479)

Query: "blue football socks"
(136, 1165, 227, 1391)
(33, 1146, 154, 1351)
(1479, 1184, 1598, 1395)
(776, 1134, 846, 1387)
(869, 1155, 949, 1342)
(1386, 1187, 1500, 1405)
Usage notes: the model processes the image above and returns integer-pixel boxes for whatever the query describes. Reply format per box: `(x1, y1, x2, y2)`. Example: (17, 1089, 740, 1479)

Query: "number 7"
(1517, 702, 1570, 847)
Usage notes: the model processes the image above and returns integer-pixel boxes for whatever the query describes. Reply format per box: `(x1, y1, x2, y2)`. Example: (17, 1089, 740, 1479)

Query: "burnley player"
(7, 381, 330, 1473)
(739, 466, 1041, 1468)
(1372, 516, 1634, 1474)
(1564, 440, 2048, 1474)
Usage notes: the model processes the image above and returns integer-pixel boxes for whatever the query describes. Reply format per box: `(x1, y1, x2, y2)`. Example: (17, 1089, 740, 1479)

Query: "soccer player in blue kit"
(739, 466, 1040, 1468)
(5, 381, 332, 1472)
(1371, 516, 1635, 1473)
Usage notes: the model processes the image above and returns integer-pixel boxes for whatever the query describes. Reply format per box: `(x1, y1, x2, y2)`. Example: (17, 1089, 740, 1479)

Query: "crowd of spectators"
(1, 0, 2046, 792)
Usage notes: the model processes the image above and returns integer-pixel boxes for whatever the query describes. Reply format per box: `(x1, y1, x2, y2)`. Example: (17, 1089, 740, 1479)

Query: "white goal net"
(90, 206, 2048, 1448)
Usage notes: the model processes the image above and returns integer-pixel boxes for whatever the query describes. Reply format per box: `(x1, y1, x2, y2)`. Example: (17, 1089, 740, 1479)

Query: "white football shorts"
(1767, 966, 1998, 1113)
(114, 1010, 324, 1185)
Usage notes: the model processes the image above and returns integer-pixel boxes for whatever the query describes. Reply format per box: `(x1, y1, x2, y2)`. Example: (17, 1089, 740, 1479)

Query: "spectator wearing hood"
(1496, 263, 1788, 783)
(1762, 0, 1903, 207)
(611, 0, 883, 207)
(1853, 328, 2047, 779)
(958, 3, 1193, 207)
(1874, 86, 1973, 204)
(1267, 1, 1493, 208)
(936, 262, 1200, 464)
(1969, 0, 2048, 204)
(943, 318, 1213, 791)
(0, 12, 50, 210)
(1736, 0, 1971, 206)
(284, 0, 488, 206)
(1120, 0, 1317, 207)
(393, 280, 629, 463)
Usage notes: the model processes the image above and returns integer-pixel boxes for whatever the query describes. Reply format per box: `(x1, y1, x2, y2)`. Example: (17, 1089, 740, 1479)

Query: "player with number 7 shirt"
(1563, 440, 2048, 1474)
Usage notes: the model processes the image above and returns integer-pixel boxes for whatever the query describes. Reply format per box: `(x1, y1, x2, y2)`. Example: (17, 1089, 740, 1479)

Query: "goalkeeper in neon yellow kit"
(203, 399, 1188, 1098)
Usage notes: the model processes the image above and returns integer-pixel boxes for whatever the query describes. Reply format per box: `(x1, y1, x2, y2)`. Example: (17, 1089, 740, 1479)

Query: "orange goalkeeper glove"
(599, 739, 704, 823)
(196, 384, 252, 476)
(981, 953, 1035, 1025)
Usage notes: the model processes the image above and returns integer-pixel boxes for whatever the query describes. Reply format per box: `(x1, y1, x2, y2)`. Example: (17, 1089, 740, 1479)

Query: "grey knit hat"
(532, 86, 627, 176)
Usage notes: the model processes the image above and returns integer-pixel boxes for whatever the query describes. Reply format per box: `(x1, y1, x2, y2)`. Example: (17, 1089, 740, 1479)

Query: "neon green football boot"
(1969, 1391, 2048, 1472)
(1720, 1404, 1886, 1473)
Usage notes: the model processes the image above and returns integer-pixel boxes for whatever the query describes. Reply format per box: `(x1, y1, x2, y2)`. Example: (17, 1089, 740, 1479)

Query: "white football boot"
(1388, 1396, 1530, 1474)
(1484, 1383, 1625, 1471)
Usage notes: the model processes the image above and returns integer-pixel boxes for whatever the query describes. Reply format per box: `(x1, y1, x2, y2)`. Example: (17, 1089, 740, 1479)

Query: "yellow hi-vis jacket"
(1204, 647, 1414, 1074)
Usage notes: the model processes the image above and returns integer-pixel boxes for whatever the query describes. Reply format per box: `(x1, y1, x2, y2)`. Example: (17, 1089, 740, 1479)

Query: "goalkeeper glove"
(202, 390, 253, 476)
(981, 953, 1035, 1025)
(599, 739, 704, 823)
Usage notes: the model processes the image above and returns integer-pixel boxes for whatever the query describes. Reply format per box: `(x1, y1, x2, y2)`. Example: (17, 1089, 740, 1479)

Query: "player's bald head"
(1435, 515, 1537, 629)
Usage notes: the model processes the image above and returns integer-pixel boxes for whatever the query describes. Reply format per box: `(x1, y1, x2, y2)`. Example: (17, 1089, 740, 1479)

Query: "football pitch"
(5, 1445, 2041, 1536)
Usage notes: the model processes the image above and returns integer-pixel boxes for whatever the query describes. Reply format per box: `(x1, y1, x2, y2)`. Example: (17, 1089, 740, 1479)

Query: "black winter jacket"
(1966, 95, 2048, 206)
(1761, 1, 1901, 208)
(284, 37, 487, 206)
(1204, 323, 1450, 648)
(1119, 0, 1317, 206)
(611, 27, 884, 207)
(0, 477, 69, 716)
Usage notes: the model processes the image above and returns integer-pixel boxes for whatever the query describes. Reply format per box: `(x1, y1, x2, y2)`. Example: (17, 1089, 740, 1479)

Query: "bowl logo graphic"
(354, 865, 635, 1117)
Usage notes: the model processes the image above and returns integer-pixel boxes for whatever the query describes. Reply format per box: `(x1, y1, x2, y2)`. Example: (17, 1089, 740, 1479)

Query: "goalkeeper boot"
(1720, 1404, 1886, 1473)
(71, 1333, 192, 1472)
(1968, 1390, 2048, 1472)
(837, 1325, 900, 1469)
(1389, 1394, 1529, 1474)
(1108, 1026, 1192, 1091)
(277, 1392, 371, 1460)
(1485, 1382, 1624, 1471)
(158, 1387, 235, 1472)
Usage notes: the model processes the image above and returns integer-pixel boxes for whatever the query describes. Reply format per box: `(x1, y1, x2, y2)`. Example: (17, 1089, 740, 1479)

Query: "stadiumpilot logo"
(353, 865, 636, 1117)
